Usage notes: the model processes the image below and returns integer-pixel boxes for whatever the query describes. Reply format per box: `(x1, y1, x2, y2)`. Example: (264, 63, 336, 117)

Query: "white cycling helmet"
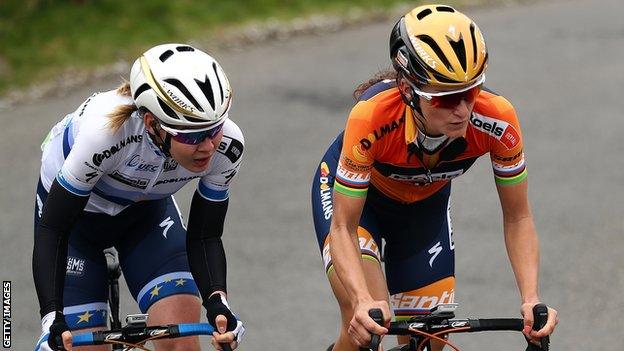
(130, 43, 232, 129)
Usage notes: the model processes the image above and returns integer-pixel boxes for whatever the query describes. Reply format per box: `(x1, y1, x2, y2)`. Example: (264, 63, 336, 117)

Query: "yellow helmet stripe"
(139, 56, 202, 118)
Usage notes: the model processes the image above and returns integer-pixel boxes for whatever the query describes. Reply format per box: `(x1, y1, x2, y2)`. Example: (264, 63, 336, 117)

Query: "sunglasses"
(159, 122, 224, 145)
(409, 74, 485, 109)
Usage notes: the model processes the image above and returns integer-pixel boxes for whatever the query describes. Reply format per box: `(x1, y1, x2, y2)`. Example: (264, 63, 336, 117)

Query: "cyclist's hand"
(47, 312, 72, 351)
(211, 314, 238, 350)
(348, 300, 390, 348)
(521, 302, 558, 346)
(205, 293, 245, 350)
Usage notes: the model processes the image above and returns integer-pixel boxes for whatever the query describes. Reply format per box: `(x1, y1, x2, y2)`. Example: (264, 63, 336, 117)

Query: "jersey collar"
(404, 107, 418, 144)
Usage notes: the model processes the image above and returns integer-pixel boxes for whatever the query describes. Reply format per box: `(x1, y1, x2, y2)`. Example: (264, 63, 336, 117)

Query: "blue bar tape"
(72, 332, 95, 346)
(177, 323, 215, 337)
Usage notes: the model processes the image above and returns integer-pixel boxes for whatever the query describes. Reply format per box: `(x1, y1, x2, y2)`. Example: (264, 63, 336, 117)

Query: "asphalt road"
(1, 0, 622, 349)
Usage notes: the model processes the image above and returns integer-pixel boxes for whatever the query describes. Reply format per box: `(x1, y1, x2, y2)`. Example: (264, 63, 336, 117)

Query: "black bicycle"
(65, 248, 233, 351)
(364, 303, 550, 351)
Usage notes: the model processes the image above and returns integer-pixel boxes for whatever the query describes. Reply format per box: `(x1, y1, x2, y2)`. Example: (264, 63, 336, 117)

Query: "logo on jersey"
(83, 161, 101, 172)
(217, 137, 244, 163)
(110, 171, 149, 189)
(390, 290, 455, 311)
(222, 169, 237, 185)
(92, 135, 143, 166)
(359, 116, 405, 150)
(492, 149, 523, 162)
(66, 257, 85, 276)
(159, 217, 175, 239)
(469, 114, 519, 149)
(84, 171, 99, 183)
(318, 162, 333, 220)
(163, 158, 178, 172)
(126, 155, 158, 172)
(154, 175, 200, 186)
(428, 241, 443, 267)
(389, 169, 464, 185)
(337, 162, 371, 184)
(342, 155, 371, 172)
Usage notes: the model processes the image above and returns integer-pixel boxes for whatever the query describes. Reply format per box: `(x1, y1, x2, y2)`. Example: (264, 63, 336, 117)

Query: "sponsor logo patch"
(66, 257, 85, 276)
(359, 116, 405, 150)
(318, 162, 333, 220)
(469, 114, 519, 149)
(154, 175, 200, 186)
(109, 171, 149, 189)
(92, 135, 143, 166)
(389, 169, 464, 185)
(337, 162, 371, 184)
(390, 290, 455, 311)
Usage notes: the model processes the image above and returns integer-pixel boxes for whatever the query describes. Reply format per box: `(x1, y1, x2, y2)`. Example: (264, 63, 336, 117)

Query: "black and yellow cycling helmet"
(390, 4, 488, 90)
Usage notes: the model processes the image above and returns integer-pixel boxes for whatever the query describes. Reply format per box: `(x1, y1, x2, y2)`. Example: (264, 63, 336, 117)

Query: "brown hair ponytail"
(353, 68, 398, 100)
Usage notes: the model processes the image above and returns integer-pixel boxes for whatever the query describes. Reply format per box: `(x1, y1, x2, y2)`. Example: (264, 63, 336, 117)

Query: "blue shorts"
(34, 180, 199, 330)
(311, 133, 456, 317)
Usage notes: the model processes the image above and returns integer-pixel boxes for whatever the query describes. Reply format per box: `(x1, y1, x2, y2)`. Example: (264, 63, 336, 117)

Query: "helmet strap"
(148, 120, 172, 157)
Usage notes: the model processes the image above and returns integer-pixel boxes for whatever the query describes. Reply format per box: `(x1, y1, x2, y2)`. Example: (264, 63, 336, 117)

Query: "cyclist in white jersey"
(33, 44, 244, 351)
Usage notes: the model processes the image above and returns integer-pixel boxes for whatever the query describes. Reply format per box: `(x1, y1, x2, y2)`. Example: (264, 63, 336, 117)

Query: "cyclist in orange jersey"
(311, 5, 558, 351)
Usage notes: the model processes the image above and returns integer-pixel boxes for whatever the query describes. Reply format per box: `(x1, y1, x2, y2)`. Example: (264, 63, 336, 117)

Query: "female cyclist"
(33, 44, 244, 351)
(311, 5, 558, 351)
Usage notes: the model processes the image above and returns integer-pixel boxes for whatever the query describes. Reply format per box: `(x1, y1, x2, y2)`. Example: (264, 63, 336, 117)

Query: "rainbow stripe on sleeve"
(493, 158, 527, 185)
(334, 160, 370, 197)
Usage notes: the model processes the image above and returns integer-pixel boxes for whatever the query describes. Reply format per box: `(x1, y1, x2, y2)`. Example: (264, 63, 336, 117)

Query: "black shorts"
(34, 180, 199, 330)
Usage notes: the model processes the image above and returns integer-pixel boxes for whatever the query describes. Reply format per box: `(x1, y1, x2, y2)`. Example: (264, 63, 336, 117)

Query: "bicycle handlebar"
(364, 304, 551, 351)
(72, 323, 233, 351)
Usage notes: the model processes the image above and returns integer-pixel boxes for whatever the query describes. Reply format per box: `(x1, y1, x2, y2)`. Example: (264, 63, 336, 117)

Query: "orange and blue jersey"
(334, 79, 526, 203)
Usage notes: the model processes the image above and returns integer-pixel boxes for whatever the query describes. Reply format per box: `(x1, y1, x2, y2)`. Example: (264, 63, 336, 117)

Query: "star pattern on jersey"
(175, 278, 186, 286)
(77, 310, 93, 324)
(150, 284, 162, 299)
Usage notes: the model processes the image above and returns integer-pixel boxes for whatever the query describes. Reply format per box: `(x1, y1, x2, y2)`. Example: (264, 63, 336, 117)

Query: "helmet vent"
(183, 116, 205, 123)
(418, 35, 453, 72)
(469, 23, 478, 66)
(195, 75, 215, 111)
(431, 71, 459, 84)
(159, 50, 174, 62)
(164, 78, 204, 112)
(176, 45, 195, 52)
(157, 97, 179, 119)
(449, 36, 467, 72)
(212, 62, 224, 103)
(416, 8, 432, 20)
(436, 6, 455, 13)
(133, 83, 151, 100)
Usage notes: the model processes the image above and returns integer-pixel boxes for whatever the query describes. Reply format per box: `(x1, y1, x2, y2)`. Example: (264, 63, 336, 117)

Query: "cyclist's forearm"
(33, 179, 88, 317)
(503, 217, 540, 303)
(330, 224, 372, 304)
(186, 191, 229, 302)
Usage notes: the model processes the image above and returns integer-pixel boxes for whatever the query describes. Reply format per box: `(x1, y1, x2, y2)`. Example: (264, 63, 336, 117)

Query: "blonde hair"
(107, 79, 139, 132)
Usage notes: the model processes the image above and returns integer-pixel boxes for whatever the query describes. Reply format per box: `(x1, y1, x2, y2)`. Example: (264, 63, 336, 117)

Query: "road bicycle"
(65, 248, 233, 351)
(363, 303, 550, 351)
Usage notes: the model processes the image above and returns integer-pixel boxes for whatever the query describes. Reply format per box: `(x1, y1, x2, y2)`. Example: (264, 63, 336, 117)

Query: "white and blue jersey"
(39, 89, 244, 216)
